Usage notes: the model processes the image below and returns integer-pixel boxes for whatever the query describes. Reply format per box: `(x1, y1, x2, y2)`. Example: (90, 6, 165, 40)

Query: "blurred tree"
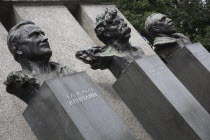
(101, 0, 210, 51)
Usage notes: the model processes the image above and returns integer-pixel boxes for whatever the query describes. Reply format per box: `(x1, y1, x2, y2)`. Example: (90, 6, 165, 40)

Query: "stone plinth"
(24, 72, 136, 140)
(113, 55, 210, 140)
(167, 43, 210, 113)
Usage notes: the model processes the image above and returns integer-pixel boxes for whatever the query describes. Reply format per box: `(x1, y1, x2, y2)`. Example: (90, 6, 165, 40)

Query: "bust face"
(106, 17, 131, 41)
(16, 24, 52, 61)
(95, 10, 131, 44)
(152, 13, 176, 35)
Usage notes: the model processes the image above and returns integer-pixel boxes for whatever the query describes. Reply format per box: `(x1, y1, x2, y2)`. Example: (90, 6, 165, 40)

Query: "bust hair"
(94, 8, 118, 44)
(7, 21, 35, 60)
(145, 13, 159, 37)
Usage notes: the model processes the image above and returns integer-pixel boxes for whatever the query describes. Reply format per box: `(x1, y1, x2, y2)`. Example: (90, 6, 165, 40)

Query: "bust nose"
(41, 35, 48, 42)
(167, 18, 172, 23)
(123, 22, 127, 27)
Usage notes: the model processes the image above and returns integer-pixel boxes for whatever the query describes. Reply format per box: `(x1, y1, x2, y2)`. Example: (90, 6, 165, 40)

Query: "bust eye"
(41, 32, 45, 36)
(113, 21, 120, 25)
(29, 32, 44, 38)
(29, 33, 36, 38)
(160, 17, 166, 22)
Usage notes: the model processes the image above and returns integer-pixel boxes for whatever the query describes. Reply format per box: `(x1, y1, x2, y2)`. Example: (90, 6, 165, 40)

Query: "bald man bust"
(145, 13, 191, 63)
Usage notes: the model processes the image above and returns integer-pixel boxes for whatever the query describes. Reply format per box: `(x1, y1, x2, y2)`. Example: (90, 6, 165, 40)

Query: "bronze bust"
(76, 8, 144, 78)
(4, 21, 74, 104)
(145, 13, 191, 63)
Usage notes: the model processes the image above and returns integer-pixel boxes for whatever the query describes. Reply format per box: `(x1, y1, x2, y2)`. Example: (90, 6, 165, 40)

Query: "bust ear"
(152, 25, 160, 32)
(11, 44, 23, 55)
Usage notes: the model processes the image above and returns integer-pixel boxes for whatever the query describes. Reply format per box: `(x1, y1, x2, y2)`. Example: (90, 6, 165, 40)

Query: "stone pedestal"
(167, 43, 210, 113)
(113, 55, 210, 140)
(23, 72, 135, 140)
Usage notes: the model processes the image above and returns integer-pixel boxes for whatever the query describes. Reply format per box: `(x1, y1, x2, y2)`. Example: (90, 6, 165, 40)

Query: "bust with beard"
(76, 8, 144, 78)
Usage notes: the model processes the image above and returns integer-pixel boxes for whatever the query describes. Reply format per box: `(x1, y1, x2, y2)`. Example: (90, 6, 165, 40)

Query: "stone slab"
(23, 72, 135, 140)
(113, 54, 210, 140)
(77, 4, 155, 56)
(12, 5, 152, 140)
(167, 43, 210, 113)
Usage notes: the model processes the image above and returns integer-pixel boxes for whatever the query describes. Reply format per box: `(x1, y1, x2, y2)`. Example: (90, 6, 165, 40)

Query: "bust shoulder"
(153, 37, 177, 49)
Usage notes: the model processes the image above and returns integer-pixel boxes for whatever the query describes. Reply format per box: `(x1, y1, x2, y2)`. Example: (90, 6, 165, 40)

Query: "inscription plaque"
(167, 43, 210, 113)
(23, 72, 136, 140)
(113, 54, 210, 140)
(65, 88, 98, 106)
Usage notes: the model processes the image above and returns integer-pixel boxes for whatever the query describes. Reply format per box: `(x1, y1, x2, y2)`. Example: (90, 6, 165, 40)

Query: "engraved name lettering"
(149, 65, 167, 77)
(65, 88, 98, 106)
(195, 51, 209, 60)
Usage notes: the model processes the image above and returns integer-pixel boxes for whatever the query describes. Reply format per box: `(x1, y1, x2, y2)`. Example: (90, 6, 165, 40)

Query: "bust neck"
(20, 59, 51, 75)
(107, 40, 132, 52)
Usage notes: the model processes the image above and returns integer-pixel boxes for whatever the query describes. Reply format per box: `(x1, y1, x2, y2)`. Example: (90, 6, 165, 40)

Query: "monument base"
(23, 72, 135, 140)
(113, 55, 210, 140)
(167, 43, 210, 113)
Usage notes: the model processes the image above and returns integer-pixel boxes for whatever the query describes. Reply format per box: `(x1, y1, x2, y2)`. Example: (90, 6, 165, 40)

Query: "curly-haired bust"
(76, 8, 144, 78)
(145, 13, 191, 63)
(4, 21, 74, 104)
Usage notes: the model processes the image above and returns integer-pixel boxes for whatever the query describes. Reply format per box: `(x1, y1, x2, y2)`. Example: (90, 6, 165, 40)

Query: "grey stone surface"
(114, 54, 210, 140)
(77, 4, 155, 56)
(167, 43, 210, 113)
(3, 4, 152, 140)
(24, 72, 136, 140)
(0, 23, 37, 140)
